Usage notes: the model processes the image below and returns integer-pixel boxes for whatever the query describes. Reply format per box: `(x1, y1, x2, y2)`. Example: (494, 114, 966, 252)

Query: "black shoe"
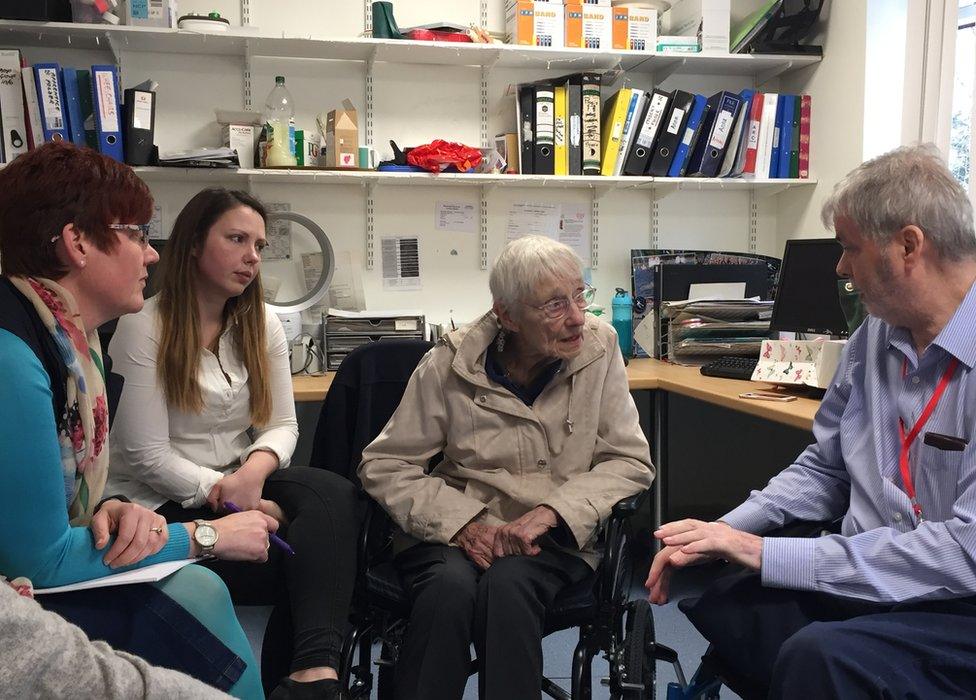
(268, 677, 341, 700)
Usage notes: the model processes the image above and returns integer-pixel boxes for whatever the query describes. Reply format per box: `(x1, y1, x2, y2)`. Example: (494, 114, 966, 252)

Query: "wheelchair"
(339, 490, 667, 699)
(310, 338, 672, 698)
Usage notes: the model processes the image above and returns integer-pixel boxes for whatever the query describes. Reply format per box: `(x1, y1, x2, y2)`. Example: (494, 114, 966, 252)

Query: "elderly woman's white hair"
(489, 235, 583, 309)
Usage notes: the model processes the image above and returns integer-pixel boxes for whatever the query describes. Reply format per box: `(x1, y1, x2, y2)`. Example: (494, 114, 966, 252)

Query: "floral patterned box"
(751, 339, 847, 389)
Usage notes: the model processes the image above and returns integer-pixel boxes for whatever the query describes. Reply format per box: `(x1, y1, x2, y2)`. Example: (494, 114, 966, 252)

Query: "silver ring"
(150, 526, 163, 534)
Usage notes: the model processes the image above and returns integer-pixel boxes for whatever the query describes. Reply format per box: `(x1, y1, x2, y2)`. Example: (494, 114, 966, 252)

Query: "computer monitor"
(769, 238, 848, 336)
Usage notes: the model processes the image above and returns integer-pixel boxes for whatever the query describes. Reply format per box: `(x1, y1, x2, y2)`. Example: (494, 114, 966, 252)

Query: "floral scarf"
(9, 276, 109, 525)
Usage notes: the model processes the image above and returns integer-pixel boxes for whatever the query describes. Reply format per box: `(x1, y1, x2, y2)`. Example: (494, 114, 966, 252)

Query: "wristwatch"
(192, 519, 219, 555)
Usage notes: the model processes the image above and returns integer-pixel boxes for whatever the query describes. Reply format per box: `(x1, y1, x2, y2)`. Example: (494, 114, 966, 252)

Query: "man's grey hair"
(821, 144, 976, 259)
(489, 235, 583, 308)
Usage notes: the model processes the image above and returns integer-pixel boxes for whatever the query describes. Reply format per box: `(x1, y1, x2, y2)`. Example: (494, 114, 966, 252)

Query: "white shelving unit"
(3, 15, 821, 271)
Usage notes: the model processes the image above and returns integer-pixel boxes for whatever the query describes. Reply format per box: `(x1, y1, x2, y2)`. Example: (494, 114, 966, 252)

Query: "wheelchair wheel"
(621, 599, 656, 700)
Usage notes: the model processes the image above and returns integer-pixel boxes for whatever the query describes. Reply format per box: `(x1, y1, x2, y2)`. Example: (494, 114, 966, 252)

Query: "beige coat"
(358, 311, 654, 567)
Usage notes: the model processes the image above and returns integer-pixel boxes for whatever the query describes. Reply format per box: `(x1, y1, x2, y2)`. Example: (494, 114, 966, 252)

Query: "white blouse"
(106, 296, 299, 511)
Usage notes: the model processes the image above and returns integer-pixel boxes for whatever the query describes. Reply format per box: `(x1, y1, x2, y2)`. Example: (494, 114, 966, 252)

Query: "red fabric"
(407, 140, 482, 173)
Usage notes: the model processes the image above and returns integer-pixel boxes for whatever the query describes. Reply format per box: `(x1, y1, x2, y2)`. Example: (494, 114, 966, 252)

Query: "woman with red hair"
(0, 143, 274, 698)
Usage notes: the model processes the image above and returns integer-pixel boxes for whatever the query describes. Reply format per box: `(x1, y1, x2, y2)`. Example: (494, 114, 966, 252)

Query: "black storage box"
(0, 0, 72, 22)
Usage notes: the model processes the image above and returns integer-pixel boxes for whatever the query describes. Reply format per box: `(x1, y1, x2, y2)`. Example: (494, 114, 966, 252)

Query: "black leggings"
(156, 466, 358, 691)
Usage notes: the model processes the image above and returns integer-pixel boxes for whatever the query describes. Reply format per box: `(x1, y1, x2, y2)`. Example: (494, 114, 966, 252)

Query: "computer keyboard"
(699, 355, 759, 381)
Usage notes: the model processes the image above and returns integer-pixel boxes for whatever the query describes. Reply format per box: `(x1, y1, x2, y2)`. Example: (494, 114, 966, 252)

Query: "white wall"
(21, 0, 864, 325)
(776, 0, 868, 249)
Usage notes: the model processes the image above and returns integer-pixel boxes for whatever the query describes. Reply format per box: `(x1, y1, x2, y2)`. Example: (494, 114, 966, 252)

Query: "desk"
(291, 359, 821, 526)
(292, 359, 819, 431)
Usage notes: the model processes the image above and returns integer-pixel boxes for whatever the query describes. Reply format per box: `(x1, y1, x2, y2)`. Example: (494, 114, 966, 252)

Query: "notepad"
(34, 559, 198, 595)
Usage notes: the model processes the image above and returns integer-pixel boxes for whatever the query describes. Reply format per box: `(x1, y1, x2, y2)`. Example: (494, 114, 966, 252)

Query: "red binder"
(798, 94, 812, 179)
(742, 92, 764, 177)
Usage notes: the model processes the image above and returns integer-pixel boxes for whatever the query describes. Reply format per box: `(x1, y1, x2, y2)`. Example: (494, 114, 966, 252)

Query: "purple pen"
(222, 500, 296, 555)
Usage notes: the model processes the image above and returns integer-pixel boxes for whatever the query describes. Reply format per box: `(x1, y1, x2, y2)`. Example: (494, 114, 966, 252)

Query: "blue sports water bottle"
(611, 288, 633, 358)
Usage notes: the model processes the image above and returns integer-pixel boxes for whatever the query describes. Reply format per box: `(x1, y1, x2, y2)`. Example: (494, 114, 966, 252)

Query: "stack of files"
(514, 72, 601, 175)
(324, 309, 425, 371)
(662, 299, 774, 366)
(158, 146, 240, 168)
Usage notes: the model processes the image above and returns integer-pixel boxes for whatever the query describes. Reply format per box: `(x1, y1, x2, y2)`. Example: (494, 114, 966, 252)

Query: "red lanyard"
(898, 356, 959, 522)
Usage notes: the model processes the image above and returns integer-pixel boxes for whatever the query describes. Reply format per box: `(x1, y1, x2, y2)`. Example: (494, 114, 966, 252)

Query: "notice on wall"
(381, 236, 422, 291)
(505, 201, 590, 263)
(435, 201, 477, 233)
(148, 204, 164, 240)
(264, 202, 292, 261)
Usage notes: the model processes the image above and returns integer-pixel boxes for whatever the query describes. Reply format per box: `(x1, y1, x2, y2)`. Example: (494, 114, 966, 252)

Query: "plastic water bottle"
(611, 288, 633, 358)
(264, 76, 297, 167)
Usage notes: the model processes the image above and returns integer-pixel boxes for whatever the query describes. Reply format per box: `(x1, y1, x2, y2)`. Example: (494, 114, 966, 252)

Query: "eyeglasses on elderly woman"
(523, 285, 596, 320)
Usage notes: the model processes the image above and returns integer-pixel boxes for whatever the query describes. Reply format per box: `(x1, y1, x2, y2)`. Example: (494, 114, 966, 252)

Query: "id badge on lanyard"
(898, 356, 959, 524)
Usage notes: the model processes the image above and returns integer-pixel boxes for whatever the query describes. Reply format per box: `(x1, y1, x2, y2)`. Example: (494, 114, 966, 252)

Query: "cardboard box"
(325, 99, 358, 168)
(506, 1, 565, 47)
(295, 130, 320, 167)
(753, 339, 846, 390)
(221, 124, 256, 169)
(664, 0, 730, 53)
(494, 132, 519, 173)
(565, 4, 610, 50)
(615, 6, 657, 52)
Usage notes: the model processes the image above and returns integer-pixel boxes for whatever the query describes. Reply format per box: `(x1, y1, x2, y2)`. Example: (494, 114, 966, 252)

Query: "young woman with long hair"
(107, 188, 358, 700)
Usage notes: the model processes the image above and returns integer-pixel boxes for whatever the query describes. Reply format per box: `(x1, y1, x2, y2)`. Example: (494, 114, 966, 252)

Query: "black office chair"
(314, 339, 666, 699)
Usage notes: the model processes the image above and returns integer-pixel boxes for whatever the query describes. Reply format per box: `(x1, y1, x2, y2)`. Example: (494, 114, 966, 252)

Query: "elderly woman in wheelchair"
(358, 235, 654, 699)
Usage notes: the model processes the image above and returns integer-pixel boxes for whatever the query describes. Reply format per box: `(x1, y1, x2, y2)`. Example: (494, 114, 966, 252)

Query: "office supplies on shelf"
(623, 87, 670, 175)
(753, 92, 778, 179)
(720, 88, 753, 177)
(534, 81, 555, 174)
(554, 83, 568, 175)
(177, 12, 231, 33)
(776, 93, 795, 179)
(647, 89, 693, 176)
(798, 94, 811, 178)
(123, 87, 156, 166)
(700, 355, 760, 380)
(566, 73, 583, 175)
(60, 67, 87, 147)
(667, 93, 706, 177)
(581, 72, 602, 175)
(740, 91, 763, 177)
(687, 90, 742, 178)
(121, 0, 177, 27)
(32, 63, 69, 144)
(516, 83, 535, 174)
(21, 65, 42, 150)
(665, 0, 730, 53)
(223, 501, 296, 555)
(0, 50, 27, 162)
(158, 146, 240, 168)
(788, 94, 800, 178)
(506, 1, 564, 47)
(614, 88, 645, 176)
(600, 87, 632, 176)
(730, 0, 782, 53)
(742, 0, 823, 56)
(91, 64, 123, 161)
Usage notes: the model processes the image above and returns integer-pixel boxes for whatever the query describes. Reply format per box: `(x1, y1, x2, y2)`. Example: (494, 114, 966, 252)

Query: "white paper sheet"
(264, 202, 292, 261)
(381, 236, 422, 291)
(505, 202, 590, 263)
(34, 559, 198, 595)
(435, 201, 477, 233)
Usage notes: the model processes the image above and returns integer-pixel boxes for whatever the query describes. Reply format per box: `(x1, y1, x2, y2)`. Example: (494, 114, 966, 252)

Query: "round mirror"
(260, 210, 335, 315)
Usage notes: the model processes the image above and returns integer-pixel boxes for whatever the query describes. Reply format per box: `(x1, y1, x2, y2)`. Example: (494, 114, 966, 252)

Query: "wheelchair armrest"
(610, 490, 649, 519)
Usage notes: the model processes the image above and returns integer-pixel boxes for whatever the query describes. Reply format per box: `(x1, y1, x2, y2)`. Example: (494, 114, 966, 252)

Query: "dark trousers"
(157, 466, 358, 691)
(394, 543, 591, 700)
(683, 570, 976, 699)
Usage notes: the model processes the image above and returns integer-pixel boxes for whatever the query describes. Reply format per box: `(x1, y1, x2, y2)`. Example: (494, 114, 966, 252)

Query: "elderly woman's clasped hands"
(455, 505, 560, 569)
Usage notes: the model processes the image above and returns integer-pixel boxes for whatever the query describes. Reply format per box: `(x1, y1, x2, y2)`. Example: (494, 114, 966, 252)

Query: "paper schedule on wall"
(264, 202, 292, 261)
(381, 236, 421, 291)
